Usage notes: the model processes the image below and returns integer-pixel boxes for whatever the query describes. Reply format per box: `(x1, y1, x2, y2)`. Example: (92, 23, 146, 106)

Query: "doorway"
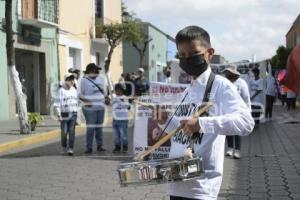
(15, 49, 46, 114)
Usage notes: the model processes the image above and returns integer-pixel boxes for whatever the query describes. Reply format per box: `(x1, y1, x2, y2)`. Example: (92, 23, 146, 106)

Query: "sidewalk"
(0, 116, 60, 143)
(220, 105, 300, 200)
(0, 108, 115, 153)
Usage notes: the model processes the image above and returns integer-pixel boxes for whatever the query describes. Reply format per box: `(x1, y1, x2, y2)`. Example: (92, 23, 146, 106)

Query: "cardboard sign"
(133, 82, 188, 159)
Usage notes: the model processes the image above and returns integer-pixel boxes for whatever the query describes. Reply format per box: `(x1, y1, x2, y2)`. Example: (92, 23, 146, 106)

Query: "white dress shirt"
(234, 78, 251, 108)
(166, 67, 254, 199)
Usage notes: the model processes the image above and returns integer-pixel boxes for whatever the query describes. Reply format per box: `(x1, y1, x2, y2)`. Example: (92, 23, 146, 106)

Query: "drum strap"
(190, 72, 216, 148)
(200, 72, 216, 117)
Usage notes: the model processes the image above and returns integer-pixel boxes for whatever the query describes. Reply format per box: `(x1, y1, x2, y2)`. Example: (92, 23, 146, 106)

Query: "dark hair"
(85, 63, 101, 74)
(252, 68, 260, 75)
(175, 26, 211, 48)
(65, 75, 75, 81)
(115, 83, 124, 92)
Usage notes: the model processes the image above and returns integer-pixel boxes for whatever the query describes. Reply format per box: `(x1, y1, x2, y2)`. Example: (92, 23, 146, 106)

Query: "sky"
(123, 0, 299, 63)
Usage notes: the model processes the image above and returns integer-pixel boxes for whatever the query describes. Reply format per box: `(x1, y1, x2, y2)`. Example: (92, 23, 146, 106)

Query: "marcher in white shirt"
(111, 83, 130, 153)
(222, 65, 251, 159)
(265, 71, 278, 120)
(79, 63, 106, 154)
(54, 73, 79, 156)
(250, 68, 264, 126)
(154, 26, 254, 200)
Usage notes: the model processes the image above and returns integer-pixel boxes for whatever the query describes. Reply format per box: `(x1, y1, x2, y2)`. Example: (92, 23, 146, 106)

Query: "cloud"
(123, 0, 299, 62)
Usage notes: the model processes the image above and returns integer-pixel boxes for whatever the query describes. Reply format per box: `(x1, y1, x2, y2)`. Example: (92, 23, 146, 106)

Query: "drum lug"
(159, 167, 172, 181)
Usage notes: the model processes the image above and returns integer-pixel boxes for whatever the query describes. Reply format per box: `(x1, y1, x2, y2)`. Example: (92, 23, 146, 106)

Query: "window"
(95, 0, 104, 18)
(68, 48, 82, 70)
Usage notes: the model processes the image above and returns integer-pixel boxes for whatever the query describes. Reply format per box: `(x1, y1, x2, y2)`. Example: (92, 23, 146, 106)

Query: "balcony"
(19, 0, 59, 28)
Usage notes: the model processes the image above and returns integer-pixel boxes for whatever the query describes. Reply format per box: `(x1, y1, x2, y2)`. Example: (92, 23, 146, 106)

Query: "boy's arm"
(198, 83, 254, 136)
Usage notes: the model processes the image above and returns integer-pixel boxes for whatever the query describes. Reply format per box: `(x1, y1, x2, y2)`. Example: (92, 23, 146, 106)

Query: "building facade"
(123, 22, 175, 82)
(286, 14, 300, 49)
(58, 0, 94, 80)
(0, 0, 59, 120)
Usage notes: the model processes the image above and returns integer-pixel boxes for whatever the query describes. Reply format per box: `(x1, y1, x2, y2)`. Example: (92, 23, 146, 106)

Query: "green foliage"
(95, 1, 144, 71)
(28, 113, 44, 125)
(95, 20, 143, 47)
(270, 46, 292, 70)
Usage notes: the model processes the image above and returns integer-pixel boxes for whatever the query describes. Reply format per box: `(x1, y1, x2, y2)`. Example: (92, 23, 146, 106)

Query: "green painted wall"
(123, 42, 141, 73)
(42, 28, 59, 84)
(123, 23, 168, 81)
(147, 25, 168, 81)
(0, 1, 59, 120)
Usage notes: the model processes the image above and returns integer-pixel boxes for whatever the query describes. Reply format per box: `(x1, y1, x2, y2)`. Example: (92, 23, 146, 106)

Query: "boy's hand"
(180, 118, 201, 135)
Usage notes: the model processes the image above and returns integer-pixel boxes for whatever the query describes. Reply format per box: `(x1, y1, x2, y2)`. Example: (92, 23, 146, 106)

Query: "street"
(0, 106, 300, 200)
(0, 0, 299, 199)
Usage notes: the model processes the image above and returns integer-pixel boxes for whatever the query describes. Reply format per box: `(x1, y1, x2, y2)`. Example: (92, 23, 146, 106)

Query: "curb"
(0, 117, 112, 153)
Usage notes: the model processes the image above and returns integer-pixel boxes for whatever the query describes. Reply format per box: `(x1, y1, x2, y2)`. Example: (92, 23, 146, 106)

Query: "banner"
(133, 82, 188, 159)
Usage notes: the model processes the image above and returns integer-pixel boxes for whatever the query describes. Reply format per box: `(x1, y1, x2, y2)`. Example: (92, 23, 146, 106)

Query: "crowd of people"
(53, 59, 299, 158)
(53, 63, 155, 155)
(222, 63, 299, 160)
(52, 25, 299, 200)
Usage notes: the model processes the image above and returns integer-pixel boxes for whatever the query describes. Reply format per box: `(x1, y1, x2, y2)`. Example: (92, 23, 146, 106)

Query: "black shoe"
(84, 148, 92, 154)
(113, 145, 121, 153)
(97, 145, 106, 152)
(122, 145, 128, 153)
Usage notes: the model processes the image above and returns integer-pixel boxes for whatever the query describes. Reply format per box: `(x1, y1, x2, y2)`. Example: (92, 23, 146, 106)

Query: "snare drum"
(118, 156, 204, 187)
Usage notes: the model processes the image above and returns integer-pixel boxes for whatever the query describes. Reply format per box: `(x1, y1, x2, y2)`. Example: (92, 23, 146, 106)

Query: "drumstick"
(134, 102, 213, 161)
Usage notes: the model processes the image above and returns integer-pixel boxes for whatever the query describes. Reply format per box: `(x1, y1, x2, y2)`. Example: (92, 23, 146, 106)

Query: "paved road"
(0, 106, 300, 200)
(0, 126, 170, 200)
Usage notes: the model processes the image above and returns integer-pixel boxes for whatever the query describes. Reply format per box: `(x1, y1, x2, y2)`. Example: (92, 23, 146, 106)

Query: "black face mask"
(179, 54, 208, 77)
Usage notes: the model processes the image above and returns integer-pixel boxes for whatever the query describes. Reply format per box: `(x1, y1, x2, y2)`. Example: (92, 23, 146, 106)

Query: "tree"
(270, 46, 292, 70)
(131, 27, 152, 69)
(95, 19, 142, 92)
(5, 0, 31, 134)
(121, 3, 150, 69)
